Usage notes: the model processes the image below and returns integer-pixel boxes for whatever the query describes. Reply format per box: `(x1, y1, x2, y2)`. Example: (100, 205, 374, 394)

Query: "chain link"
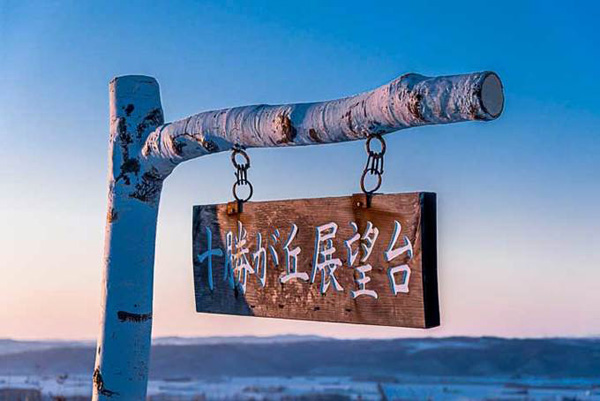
(360, 134, 386, 195)
(230, 136, 382, 203)
(231, 147, 253, 202)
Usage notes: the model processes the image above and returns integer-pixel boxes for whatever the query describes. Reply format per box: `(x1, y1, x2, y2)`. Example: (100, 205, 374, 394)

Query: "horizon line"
(2, 334, 599, 343)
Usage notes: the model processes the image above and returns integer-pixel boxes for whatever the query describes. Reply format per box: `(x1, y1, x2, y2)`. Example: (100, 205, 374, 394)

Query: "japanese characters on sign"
(192, 193, 439, 329)
(197, 219, 413, 298)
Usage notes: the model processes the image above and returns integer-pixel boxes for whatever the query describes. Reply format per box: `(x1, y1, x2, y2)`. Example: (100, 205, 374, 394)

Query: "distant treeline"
(1, 337, 599, 379)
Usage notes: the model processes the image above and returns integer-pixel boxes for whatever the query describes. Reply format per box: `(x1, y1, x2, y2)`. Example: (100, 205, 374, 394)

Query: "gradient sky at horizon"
(0, 0, 599, 340)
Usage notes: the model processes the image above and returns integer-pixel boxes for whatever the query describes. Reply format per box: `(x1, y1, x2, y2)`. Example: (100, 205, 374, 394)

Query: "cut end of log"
(479, 72, 504, 119)
(110, 75, 161, 102)
(109, 75, 163, 138)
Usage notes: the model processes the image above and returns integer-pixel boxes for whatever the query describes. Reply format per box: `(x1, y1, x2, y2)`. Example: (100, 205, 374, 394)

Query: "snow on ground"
(2, 374, 599, 400)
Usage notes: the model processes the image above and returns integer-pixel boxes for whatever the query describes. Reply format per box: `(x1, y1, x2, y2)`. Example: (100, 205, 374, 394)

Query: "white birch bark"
(142, 71, 503, 177)
(93, 76, 164, 401)
(93, 71, 503, 400)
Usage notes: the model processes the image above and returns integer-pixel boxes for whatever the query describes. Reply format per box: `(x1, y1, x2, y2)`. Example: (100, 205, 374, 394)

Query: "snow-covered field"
(2, 374, 599, 400)
(2, 337, 599, 399)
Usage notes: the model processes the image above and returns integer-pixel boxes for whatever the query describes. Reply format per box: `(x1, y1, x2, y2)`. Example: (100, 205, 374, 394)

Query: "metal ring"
(233, 181, 253, 202)
(231, 148, 250, 169)
(365, 134, 386, 157)
(360, 169, 382, 194)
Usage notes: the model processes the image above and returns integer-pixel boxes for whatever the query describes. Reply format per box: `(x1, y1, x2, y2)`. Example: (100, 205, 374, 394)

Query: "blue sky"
(0, 0, 599, 339)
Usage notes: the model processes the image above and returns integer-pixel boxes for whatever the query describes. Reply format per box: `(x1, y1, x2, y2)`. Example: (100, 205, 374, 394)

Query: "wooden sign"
(192, 193, 439, 328)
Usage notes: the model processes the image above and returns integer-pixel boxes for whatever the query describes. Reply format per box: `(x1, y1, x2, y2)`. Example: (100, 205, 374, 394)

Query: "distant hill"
(0, 339, 90, 356)
(151, 334, 327, 346)
(0, 335, 324, 356)
(1, 337, 599, 379)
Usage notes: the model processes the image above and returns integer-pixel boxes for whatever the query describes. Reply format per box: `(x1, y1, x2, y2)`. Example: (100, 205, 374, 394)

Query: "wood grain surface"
(192, 192, 439, 328)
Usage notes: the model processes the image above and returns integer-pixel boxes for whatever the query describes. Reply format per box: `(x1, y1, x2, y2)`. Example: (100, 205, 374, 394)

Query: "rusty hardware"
(360, 133, 386, 206)
(228, 147, 253, 214)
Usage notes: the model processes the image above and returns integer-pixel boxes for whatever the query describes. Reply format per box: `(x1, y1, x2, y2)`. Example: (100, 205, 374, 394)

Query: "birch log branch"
(143, 71, 503, 177)
(94, 71, 503, 401)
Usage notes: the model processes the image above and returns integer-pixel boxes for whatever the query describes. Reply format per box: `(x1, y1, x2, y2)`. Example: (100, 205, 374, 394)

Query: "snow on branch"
(142, 71, 503, 176)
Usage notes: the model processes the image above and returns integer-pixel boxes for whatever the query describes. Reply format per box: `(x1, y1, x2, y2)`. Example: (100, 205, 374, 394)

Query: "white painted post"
(94, 72, 504, 400)
(93, 76, 164, 400)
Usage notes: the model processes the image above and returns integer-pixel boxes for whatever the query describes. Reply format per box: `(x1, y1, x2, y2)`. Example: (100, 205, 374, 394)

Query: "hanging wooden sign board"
(192, 192, 439, 328)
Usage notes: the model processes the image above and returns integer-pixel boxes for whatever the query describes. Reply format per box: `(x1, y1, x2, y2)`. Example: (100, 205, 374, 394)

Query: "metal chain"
(360, 134, 386, 195)
(231, 147, 253, 203)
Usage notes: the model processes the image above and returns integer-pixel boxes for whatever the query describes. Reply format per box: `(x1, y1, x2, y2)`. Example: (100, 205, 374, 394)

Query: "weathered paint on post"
(192, 193, 439, 328)
(93, 76, 164, 401)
